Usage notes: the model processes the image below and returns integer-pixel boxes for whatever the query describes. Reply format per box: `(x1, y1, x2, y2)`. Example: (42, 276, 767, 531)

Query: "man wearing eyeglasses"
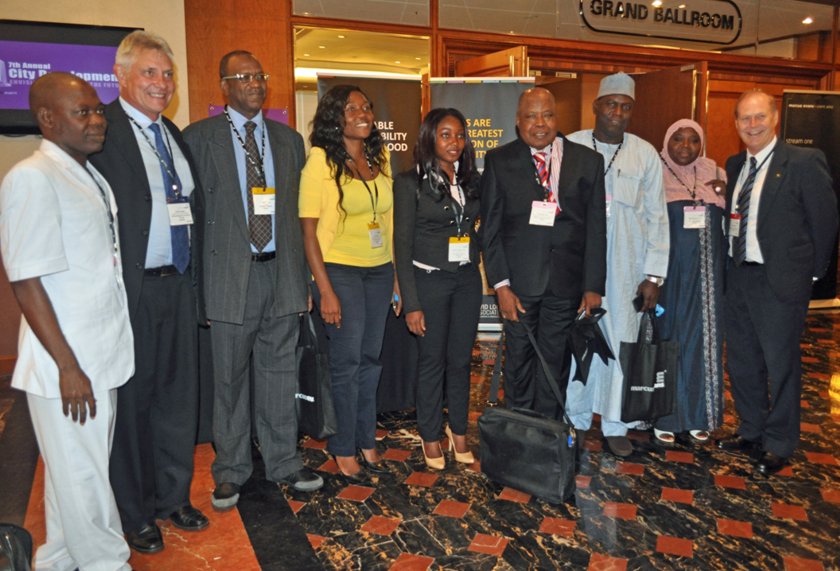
(184, 50, 322, 511)
(90, 30, 208, 554)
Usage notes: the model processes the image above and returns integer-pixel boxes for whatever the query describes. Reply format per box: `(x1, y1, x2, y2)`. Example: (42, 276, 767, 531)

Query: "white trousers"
(27, 390, 131, 571)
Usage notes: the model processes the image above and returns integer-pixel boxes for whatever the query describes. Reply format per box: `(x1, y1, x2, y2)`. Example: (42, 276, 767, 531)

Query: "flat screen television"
(0, 20, 137, 135)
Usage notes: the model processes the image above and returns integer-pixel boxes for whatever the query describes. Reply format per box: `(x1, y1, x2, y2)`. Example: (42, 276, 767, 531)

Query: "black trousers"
(502, 291, 578, 420)
(724, 261, 808, 458)
(413, 265, 482, 441)
(109, 272, 199, 532)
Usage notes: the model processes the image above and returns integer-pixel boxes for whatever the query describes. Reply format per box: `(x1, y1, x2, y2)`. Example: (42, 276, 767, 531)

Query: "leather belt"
(251, 252, 276, 262)
(144, 265, 179, 277)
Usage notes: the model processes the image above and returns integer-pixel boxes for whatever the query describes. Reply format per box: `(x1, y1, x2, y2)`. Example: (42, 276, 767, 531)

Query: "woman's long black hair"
(413, 107, 479, 201)
(309, 85, 387, 218)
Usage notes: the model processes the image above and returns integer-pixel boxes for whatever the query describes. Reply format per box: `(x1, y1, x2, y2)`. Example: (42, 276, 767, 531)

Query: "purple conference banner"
(0, 41, 119, 110)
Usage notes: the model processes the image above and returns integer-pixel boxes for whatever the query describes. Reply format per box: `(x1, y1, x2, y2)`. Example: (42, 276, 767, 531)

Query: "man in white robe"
(565, 72, 670, 457)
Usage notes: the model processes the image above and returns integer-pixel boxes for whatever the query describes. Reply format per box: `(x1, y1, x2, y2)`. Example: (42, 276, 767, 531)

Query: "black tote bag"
(296, 312, 338, 439)
(619, 311, 678, 423)
(478, 323, 577, 504)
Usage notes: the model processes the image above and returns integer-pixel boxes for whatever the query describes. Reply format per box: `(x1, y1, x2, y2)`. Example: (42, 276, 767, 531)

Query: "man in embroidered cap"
(565, 72, 670, 457)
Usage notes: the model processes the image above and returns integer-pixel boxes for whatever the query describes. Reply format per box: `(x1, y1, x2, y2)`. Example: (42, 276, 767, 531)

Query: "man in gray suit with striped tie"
(184, 50, 322, 510)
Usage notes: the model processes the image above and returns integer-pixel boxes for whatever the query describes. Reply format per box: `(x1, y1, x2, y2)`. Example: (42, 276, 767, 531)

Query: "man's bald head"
(516, 87, 557, 149)
(29, 72, 107, 165)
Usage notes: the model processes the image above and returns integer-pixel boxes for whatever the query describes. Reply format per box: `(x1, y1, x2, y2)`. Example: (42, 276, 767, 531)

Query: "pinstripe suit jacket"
(183, 113, 308, 324)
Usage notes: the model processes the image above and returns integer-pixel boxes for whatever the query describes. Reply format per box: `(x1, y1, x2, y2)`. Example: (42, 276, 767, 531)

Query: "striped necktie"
(733, 156, 758, 266)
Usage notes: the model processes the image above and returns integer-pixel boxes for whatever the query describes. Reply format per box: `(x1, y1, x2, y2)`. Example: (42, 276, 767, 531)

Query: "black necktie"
(148, 123, 189, 273)
(244, 121, 272, 252)
(733, 156, 757, 266)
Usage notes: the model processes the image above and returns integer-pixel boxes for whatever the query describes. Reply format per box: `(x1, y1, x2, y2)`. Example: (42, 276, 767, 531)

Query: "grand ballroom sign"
(580, 0, 742, 45)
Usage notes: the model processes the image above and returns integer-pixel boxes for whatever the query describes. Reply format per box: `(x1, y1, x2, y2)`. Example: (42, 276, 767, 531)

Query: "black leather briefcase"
(478, 324, 577, 504)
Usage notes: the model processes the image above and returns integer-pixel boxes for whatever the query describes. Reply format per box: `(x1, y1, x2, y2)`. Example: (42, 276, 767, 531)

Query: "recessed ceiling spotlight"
(415, 57, 421, 60)
(652, 0, 663, 7)
(318, 45, 326, 49)
(802, 16, 813, 24)
(678, 3, 686, 7)
(303, 53, 310, 57)
(337, 35, 345, 38)
(395, 60, 401, 64)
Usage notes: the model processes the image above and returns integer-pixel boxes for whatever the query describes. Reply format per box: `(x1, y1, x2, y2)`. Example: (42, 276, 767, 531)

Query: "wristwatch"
(646, 275, 665, 286)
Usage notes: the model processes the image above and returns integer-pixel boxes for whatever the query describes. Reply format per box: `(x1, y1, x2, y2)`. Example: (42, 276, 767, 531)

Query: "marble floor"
(1, 309, 838, 570)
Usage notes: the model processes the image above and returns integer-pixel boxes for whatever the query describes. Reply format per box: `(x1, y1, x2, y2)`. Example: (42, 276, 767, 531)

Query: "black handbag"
(0, 523, 32, 571)
(478, 323, 577, 504)
(296, 312, 338, 439)
(619, 310, 678, 422)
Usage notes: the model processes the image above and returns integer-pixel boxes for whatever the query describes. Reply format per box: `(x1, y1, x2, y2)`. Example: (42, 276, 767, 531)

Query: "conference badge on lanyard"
(252, 187, 276, 215)
(683, 205, 706, 229)
(448, 236, 470, 262)
(729, 213, 742, 237)
(368, 222, 383, 248)
(529, 201, 556, 227)
(167, 196, 193, 226)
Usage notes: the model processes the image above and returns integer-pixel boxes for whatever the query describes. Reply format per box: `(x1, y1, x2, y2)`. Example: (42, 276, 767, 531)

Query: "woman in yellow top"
(299, 85, 400, 480)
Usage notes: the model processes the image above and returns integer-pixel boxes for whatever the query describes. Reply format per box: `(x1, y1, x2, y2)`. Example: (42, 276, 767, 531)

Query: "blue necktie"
(733, 157, 757, 266)
(148, 123, 190, 273)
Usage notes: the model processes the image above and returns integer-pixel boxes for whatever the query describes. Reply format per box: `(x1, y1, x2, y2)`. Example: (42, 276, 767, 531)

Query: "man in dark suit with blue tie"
(183, 51, 323, 510)
(717, 90, 838, 476)
(90, 30, 208, 553)
(479, 87, 607, 419)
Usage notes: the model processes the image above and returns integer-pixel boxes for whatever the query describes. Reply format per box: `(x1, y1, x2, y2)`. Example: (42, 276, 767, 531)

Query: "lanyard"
(661, 156, 698, 201)
(128, 116, 182, 198)
(223, 108, 267, 182)
(592, 134, 623, 176)
(449, 180, 467, 236)
(84, 164, 118, 256)
(740, 146, 775, 186)
(351, 155, 379, 223)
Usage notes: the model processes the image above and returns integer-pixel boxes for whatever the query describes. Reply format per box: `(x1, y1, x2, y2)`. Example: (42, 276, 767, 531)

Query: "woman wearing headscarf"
(299, 85, 400, 480)
(653, 119, 727, 445)
(393, 108, 481, 470)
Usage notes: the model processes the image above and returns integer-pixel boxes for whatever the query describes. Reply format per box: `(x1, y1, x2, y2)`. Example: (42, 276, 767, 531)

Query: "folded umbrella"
(569, 307, 614, 384)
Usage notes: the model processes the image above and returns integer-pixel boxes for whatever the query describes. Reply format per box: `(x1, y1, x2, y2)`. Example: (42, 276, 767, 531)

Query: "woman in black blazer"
(393, 108, 481, 470)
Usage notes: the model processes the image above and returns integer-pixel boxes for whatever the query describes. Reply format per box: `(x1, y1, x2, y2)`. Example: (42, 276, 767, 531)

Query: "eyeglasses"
(221, 73, 270, 83)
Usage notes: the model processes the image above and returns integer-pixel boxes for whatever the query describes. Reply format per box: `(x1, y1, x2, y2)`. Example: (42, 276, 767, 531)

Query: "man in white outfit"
(0, 72, 134, 570)
(565, 72, 670, 457)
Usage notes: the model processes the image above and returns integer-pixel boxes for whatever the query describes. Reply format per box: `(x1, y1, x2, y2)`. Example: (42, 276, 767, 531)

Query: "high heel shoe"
(421, 440, 446, 470)
(333, 456, 370, 483)
(445, 426, 475, 464)
(358, 449, 389, 474)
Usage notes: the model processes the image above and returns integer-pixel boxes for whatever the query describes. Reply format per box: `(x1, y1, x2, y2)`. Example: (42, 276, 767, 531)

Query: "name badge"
(252, 187, 276, 216)
(368, 222, 383, 248)
(529, 201, 556, 227)
(167, 197, 193, 226)
(729, 213, 742, 237)
(683, 205, 706, 229)
(448, 236, 470, 263)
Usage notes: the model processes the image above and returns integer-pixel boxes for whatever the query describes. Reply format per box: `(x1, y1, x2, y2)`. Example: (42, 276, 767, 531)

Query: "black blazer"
(90, 100, 207, 323)
(393, 169, 480, 313)
(725, 141, 837, 304)
(479, 135, 607, 299)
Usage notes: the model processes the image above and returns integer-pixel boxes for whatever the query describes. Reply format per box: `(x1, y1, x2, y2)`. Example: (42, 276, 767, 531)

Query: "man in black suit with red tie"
(479, 87, 607, 419)
(716, 90, 838, 476)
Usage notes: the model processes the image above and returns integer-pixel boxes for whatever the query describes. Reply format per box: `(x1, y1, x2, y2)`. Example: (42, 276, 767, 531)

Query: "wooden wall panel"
(184, 0, 295, 125)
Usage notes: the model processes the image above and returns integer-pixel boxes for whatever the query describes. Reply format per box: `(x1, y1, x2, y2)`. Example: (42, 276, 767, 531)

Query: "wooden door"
(454, 46, 528, 77)
(631, 62, 709, 150)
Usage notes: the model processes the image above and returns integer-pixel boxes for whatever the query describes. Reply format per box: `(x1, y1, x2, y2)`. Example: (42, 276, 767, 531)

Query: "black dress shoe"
(755, 452, 789, 476)
(716, 434, 760, 453)
(279, 468, 325, 492)
(126, 523, 163, 554)
(168, 505, 209, 531)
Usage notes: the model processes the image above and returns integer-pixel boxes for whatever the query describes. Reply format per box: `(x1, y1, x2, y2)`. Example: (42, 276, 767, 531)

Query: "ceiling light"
(337, 35, 345, 38)
(303, 53, 310, 57)
(652, 0, 663, 7)
(678, 3, 685, 7)
(394, 60, 401, 64)
(415, 57, 421, 61)
(318, 45, 326, 49)
(802, 17, 813, 24)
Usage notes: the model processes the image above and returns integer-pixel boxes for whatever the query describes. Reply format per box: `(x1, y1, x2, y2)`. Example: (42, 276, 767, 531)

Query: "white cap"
(597, 72, 635, 100)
